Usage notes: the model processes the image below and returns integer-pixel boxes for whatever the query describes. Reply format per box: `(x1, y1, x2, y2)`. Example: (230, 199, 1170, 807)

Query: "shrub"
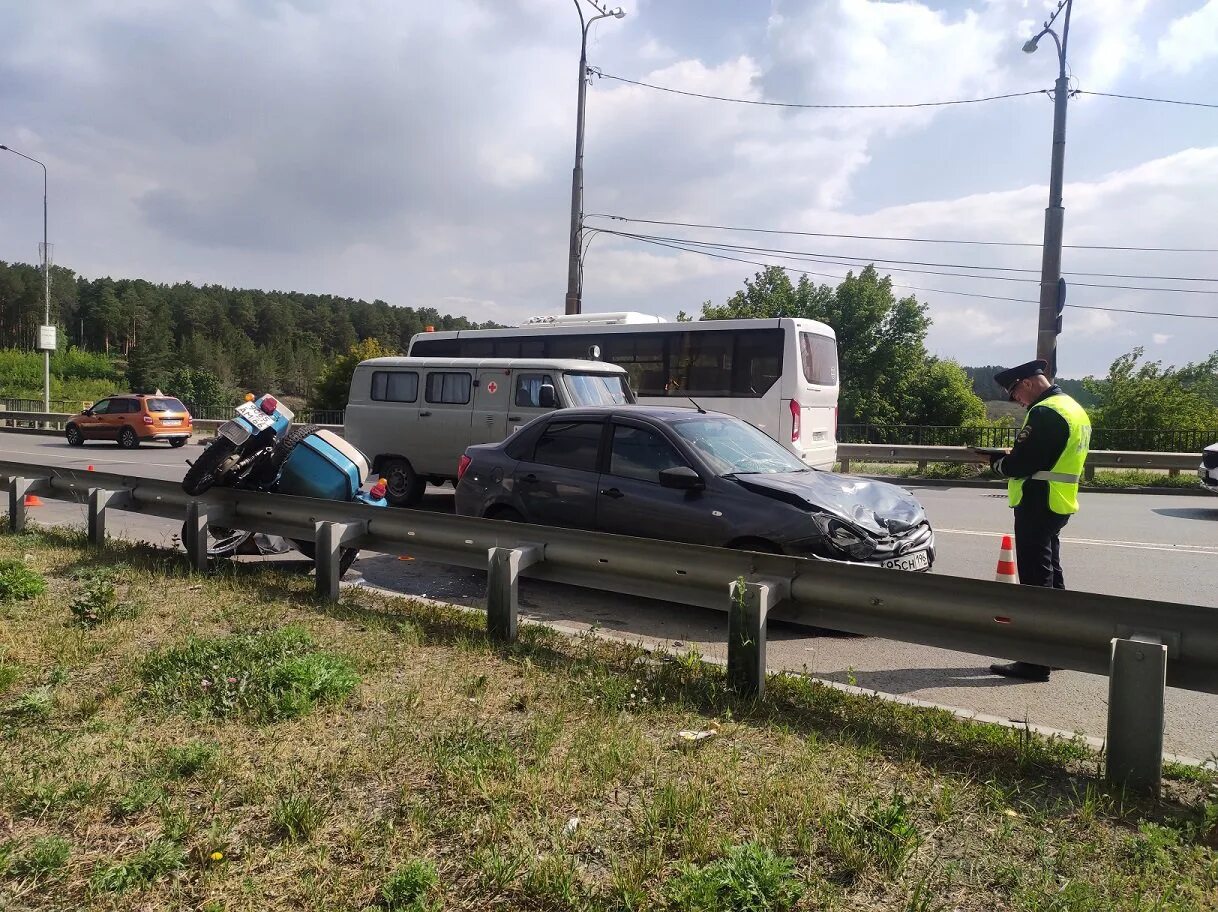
(0, 560, 47, 602)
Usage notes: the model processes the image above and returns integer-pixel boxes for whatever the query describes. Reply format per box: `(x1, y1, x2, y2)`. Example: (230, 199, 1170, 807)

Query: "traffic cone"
(994, 534, 1018, 584)
(23, 494, 43, 507)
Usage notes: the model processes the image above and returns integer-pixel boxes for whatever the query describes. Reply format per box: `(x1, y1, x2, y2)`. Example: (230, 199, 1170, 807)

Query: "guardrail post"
(839, 456, 851, 473)
(486, 545, 544, 643)
(727, 579, 787, 699)
(7, 478, 33, 533)
(183, 501, 209, 571)
(1105, 636, 1167, 795)
(314, 521, 355, 602)
(87, 489, 112, 546)
(1084, 465, 1096, 482)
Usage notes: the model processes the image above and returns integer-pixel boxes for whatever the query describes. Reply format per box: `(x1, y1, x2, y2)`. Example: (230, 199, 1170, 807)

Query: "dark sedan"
(455, 407, 934, 569)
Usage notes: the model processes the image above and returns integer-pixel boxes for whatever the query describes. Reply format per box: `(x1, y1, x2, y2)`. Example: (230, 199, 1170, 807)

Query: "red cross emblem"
(486, 381, 498, 394)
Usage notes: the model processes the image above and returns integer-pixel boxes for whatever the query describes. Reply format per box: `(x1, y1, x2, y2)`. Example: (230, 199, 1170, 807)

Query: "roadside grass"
(843, 461, 1203, 489)
(0, 525, 1214, 910)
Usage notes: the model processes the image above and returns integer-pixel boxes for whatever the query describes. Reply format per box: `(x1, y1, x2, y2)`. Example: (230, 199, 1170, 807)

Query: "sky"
(1, 0, 1216, 378)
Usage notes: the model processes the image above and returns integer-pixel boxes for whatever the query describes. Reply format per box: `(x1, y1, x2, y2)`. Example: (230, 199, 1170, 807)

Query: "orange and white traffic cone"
(994, 534, 1018, 584)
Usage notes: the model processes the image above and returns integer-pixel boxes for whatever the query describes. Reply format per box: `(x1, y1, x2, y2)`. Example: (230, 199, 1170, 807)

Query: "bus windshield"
(563, 373, 635, 406)
(672, 416, 807, 475)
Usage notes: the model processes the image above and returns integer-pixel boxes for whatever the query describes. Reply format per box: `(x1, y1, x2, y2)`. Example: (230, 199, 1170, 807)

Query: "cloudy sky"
(2, 0, 1216, 377)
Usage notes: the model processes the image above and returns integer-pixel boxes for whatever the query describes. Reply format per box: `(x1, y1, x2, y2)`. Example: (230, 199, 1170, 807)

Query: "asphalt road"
(5, 431, 1218, 759)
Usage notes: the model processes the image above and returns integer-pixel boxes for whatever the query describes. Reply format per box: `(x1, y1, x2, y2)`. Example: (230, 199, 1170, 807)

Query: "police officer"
(987, 359, 1091, 681)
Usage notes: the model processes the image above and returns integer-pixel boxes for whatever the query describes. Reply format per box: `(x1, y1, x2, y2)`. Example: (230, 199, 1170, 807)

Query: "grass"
(0, 559, 47, 602)
(843, 461, 1204, 489)
(0, 526, 1215, 910)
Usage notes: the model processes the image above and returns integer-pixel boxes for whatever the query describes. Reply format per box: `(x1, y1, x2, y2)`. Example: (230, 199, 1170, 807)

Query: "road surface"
(4, 432, 1217, 759)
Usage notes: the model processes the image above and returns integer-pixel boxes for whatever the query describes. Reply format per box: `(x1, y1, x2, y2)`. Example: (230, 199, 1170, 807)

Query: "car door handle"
(521, 473, 539, 483)
(419, 411, 432, 417)
(600, 487, 624, 499)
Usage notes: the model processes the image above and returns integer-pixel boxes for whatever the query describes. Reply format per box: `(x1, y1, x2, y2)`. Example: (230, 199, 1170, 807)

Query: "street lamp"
(565, 0, 625, 316)
(0, 144, 52, 412)
(1023, 0, 1073, 379)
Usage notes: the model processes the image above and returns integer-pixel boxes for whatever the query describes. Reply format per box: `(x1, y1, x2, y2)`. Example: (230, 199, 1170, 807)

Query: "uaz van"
(344, 357, 634, 505)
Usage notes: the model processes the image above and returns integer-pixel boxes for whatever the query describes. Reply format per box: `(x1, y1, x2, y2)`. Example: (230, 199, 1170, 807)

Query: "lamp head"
(0, 145, 8, 151)
(612, 7, 625, 17)
(1022, 36, 1040, 53)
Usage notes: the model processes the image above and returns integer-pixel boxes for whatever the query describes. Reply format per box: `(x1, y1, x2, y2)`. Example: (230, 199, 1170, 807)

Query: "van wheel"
(381, 458, 425, 507)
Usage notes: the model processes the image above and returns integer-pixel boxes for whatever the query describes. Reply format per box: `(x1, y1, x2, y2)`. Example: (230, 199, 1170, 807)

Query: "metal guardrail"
(0, 410, 343, 438)
(1, 458, 1213, 792)
(838, 444, 1199, 477)
(840, 423, 1218, 453)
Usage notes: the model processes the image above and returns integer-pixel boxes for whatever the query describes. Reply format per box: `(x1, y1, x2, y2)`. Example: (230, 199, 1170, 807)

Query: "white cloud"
(1153, 333, 1172, 344)
(1158, 1, 1218, 73)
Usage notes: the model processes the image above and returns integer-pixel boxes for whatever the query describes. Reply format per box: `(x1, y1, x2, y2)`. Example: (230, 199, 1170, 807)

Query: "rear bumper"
(148, 431, 192, 441)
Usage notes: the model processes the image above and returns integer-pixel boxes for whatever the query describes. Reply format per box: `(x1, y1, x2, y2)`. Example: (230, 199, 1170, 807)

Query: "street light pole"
(565, 0, 625, 316)
(1023, 0, 1073, 379)
(0, 144, 51, 411)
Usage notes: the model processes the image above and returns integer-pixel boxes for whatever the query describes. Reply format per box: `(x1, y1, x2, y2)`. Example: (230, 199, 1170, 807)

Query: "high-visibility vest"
(1008, 393, 1091, 514)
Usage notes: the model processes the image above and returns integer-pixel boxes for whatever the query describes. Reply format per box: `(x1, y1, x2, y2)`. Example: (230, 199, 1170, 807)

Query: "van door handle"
(600, 487, 624, 499)
(507, 415, 521, 421)
(419, 411, 432, 417)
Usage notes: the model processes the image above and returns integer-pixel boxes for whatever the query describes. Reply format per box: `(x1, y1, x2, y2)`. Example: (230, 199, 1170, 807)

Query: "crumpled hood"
(733, 471, 927, 536)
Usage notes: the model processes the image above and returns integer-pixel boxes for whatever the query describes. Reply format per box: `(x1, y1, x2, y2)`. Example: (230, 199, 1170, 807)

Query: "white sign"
(37, 325, 56, 352)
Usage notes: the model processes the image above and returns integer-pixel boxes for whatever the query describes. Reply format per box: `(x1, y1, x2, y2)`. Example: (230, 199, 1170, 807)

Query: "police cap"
(993, 359, 1048, 398)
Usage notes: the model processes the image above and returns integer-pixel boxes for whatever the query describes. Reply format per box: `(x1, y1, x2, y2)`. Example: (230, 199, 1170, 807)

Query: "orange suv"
(65, 394, 193, 449)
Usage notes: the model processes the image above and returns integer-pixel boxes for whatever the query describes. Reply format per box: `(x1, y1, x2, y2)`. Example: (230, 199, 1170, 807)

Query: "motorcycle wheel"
(182, 437, 238, 496)
(273, 423, 322, 470)
(179, 521, 254, 559)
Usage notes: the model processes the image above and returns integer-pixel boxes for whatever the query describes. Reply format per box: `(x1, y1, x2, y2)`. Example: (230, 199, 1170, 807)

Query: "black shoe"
(989, 661, 1050, 682)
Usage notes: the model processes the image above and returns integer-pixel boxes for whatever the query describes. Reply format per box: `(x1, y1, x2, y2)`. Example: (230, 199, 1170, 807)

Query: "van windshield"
(563, 373, 634, 406)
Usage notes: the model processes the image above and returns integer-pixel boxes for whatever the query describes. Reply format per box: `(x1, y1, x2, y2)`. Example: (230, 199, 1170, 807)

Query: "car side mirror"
(538, 384, 557, 408)
(83, 407, 94, 416)
(659, 466, 704, 490)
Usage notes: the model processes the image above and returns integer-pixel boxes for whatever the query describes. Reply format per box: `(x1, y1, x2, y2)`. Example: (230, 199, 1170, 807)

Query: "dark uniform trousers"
(1013, 499, 1070, 589)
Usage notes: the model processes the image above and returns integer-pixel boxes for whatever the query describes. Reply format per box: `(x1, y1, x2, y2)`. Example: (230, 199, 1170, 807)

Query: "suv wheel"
(66, 424, 84, 447)
(381, 458, 425, 507)
(118, 427, 140, 449)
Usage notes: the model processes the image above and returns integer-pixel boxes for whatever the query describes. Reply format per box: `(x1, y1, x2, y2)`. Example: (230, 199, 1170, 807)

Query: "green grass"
(0, 527, 1214, 910)
(843, 461, 1203, 489)
(0, 559, 47, 602)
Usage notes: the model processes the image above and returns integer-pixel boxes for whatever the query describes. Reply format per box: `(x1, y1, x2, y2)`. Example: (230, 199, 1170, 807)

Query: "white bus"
(408, 312, 840, 468)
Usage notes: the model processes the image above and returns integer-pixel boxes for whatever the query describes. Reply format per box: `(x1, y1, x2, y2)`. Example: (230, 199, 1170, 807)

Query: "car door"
(512, 417, 604, 529)
(416, 370, 474, 476)
(75, 398, 109, 439)
(469, 368, 512, 447)
(596, 419, 729, 545)
(98, 398, 126, 439)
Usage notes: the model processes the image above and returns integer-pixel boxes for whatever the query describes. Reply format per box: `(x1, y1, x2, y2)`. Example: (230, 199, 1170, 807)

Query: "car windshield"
(563, 373, 634, 406)
(672, 416, 807, 475)
(147, 398, 187, 412)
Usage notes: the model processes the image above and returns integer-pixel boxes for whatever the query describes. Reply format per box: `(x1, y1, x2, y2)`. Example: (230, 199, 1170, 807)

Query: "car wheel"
(486, 506, 524, 523)
(169, 438, 187, 448)
(381, 458, 425, 507)
(66, 424, 84, 447)
(118, 427, 140, 449)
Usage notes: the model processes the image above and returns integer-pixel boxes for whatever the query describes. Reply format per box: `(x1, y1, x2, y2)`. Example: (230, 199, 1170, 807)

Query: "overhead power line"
(1076, 90, 1218, 110)
(592, 70, 1050, 109)
(585, 214, 1218, 254)
(603, 231, 1218, 320)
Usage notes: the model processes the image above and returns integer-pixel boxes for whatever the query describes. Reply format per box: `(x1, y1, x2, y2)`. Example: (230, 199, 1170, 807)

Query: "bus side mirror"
(538, 384, 557, 408)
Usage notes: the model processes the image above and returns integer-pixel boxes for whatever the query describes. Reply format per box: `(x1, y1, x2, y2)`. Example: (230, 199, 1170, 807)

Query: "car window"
(372, 371, 419, 403)
(514, 373, 556, 409)
(532, 420, 602, 473)
(147, 397, 186, 412)
(672, 415, 807, 475)
(113, 399, 137, 414)
(90, 399, 111, 415)
(425, 372, 472, 405)
(609, 425, 686, 483)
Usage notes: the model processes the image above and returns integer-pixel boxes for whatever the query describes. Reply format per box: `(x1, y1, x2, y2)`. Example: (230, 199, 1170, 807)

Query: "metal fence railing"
(182, 404, 344, 425)
(839, 424, 1218, 453)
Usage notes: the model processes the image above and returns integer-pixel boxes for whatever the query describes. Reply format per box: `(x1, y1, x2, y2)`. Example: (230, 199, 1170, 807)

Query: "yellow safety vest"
(1008, 393, 1091, 514)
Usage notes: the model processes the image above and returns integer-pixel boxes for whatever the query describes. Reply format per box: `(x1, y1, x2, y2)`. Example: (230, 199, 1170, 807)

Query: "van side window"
(514, 374, 556, 409)
(371, 371, 419, 403)
(425, 372, 472, 405)
(532, 421, 602, 472)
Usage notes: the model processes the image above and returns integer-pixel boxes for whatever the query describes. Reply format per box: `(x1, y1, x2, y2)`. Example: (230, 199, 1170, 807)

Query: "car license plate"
(161, 419, 181, 426)
(236, 401, 275, 432)
(880, 550, 930, 572)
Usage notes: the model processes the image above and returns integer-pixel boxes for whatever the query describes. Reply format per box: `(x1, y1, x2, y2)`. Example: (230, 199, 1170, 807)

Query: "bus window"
(799, 333, 838, 386)
(733, 329, 783, 396)
(607, 333, 667, 395)
(410, 337, 459, 356)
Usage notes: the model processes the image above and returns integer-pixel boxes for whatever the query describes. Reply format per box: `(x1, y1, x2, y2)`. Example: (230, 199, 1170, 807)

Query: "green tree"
(699, 265, 983, 426)
(1083, 348, 1218, 433)
(309, 338, 396, 411)
(126, 302, 175, 393)
(166, 366, 229, 412)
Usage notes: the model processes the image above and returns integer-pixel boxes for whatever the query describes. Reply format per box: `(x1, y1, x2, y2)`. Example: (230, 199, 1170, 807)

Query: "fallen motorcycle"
(181, 395, 385, 576)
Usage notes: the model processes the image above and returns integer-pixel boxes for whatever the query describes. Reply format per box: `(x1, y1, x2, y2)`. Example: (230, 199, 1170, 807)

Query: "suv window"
(114, 398, 139, 414)
(514, 373, 556, 409)
(372, 371, 419, 403)
(90, 399, 111, 415)
(532, 420, 602, 472)
(147, 398, 186, 412)
(425, 372, 472, 405)
(609, 425, 686, 483)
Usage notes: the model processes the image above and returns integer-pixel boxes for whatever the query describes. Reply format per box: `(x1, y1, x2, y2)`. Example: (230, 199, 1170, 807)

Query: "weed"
(666, 841, 804, 912)
(0, 558, 46, 602)
(826, 792, 920, 878)
(380, 858, 437, 911)
(68, 570, 124, 627)
(0, 660, 19, 694)
(473, 845, 524, 894)
(523, 852, 582, 908)
(159, 803, 195, 842)
(428, 722, 519, 786)
(1, 684, 54, 720)
(159, 741, 218, 779)
(138, 626, 359, 721)
(111, 780, 164, 818)
(89, 838, 186, 892)
(271, 793, 325, 842)
(1163, 761, 1216, 786)
(8, 836, 71, 878)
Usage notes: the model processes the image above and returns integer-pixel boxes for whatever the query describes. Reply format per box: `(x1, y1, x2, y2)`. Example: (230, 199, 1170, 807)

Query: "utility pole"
(565, 0, 625, 315)
(0, 144, 52, 411)
(1023, 0, 1074, 379)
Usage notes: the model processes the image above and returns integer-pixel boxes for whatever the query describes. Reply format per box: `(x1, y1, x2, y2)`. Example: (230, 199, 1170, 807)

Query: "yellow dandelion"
(210, 851, 224, 861)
